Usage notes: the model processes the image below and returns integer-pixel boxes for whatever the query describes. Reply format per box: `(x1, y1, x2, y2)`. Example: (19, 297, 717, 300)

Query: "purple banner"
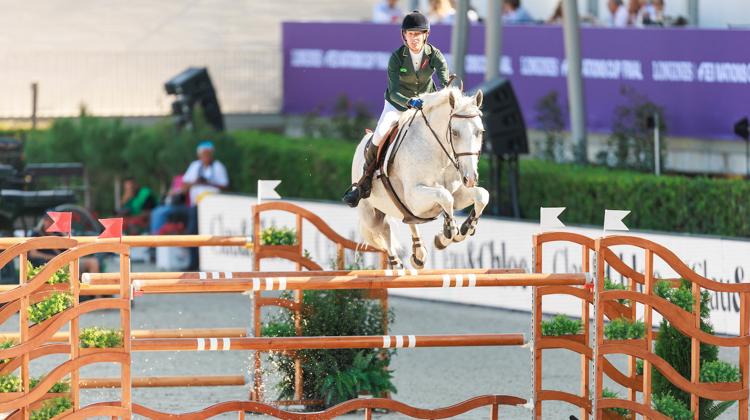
(283, 22, 750, 140)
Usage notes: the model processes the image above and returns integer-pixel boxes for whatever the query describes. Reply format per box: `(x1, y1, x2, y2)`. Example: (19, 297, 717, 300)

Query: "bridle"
(419, 108, 483, 171)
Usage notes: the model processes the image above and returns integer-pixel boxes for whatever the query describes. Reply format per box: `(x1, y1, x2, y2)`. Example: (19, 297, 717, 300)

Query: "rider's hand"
(407, 98, 423, 109)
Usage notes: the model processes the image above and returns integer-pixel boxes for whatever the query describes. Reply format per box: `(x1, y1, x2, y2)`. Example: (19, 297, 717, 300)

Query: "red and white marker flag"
(46, 212, 72, 237)
(98, 218, 123, 241)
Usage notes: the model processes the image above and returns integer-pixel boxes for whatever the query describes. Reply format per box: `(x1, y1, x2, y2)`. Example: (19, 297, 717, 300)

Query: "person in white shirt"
(182, 141, 229, 205)
(608, 0, 629, 27)
(150, 141, 229, 236)
(149, 140, 229, 269)
(372, 0, 404, 24)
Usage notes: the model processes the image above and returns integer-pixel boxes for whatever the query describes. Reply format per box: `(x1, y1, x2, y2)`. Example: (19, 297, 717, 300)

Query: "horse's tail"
(357, 203, 401, 257)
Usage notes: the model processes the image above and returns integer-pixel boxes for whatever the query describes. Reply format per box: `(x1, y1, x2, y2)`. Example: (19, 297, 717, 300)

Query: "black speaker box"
(471, 78, 528, 156)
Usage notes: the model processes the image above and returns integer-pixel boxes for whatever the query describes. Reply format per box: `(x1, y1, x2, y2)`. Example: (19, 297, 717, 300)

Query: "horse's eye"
(451, 129, 460, 137)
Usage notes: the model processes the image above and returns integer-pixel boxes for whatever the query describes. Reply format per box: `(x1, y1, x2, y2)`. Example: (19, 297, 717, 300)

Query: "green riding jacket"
(385, 43, 451, 111)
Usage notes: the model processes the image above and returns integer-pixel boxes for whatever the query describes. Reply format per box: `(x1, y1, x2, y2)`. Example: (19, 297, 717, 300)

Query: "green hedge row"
(21, 116, 750, 238)
(231, 130, 750, 238)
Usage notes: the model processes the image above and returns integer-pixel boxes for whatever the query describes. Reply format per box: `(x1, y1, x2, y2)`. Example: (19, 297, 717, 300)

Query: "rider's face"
(404, 30, 428, 53)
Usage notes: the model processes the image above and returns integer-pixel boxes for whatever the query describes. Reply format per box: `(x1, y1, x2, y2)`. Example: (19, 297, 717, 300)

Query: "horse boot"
(342, 137, 379, 208)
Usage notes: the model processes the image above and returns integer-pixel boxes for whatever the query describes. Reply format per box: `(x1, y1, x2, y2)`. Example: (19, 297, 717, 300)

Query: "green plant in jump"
(602, 388, 631, 418)
(26, 262, 70, 285)
(652, 393, 693, 420)
(263, 289, 395, 408)
(260, 226, 297, 246)
(30, 397, 72, 420)
(0, 374, 21, 392)
(604, 277, 629, 305)
(604, 317, 645, 340)
(79, 327, 123, 348)
(540, 314, 581, 336)
(27, 293, 73, 324)
(29, 376, 70, 393)
(0, 340, 13, 364)
(652, 279, 739, 419)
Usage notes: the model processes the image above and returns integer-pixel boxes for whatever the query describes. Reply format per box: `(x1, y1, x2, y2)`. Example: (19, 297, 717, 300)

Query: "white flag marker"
(257, 180, 282, 204)
(540, 207, 566, 229)
(604, 209, 630, 232)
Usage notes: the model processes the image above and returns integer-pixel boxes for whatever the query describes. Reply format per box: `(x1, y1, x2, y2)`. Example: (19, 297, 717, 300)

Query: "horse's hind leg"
(359, 203, 403, 269)
(408, 224, 426, 269)
(452, 186, 490, 243)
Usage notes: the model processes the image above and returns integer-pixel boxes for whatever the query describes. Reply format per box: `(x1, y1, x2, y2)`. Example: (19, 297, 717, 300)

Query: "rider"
(342, 10, 451, 208)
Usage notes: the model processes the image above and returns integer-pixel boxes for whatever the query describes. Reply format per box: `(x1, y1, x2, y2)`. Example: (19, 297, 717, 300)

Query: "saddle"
(368, 120, 439, 225)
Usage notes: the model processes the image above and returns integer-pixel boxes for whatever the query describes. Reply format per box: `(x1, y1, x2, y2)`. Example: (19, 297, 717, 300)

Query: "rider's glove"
(407, 98, 423, 109)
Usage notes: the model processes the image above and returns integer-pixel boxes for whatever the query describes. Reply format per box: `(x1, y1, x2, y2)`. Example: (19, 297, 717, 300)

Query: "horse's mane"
(398, 87, 481, 127)
(423, 87, 480, 114)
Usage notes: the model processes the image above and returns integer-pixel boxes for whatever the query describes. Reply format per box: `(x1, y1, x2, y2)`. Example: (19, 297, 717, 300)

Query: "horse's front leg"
(408, 224, 427, 269)
(452, 186, 490, 243)
(405, 184, 456, 250)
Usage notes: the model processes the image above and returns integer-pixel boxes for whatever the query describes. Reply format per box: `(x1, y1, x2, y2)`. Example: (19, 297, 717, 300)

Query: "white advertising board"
(198, 194, 750, 335)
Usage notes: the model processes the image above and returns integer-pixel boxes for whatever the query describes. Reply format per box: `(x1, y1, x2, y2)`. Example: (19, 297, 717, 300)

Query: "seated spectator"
(607, 0, 629, 27)
(634, 0, 657, 26)
(428, 0, 456, 24)
(150, 141, 229, 237)
(372, 0, 404, 24)
(547, 1, 563, 24)
(118, 177, 157, 235)
(150, 141, 228, 269)
(502, 0, 535, 24)
(643, 0, 666, 25)
(449, 0, 481, 23)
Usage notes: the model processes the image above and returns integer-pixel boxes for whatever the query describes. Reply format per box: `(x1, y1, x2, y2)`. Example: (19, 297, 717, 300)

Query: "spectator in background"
(502, 0, 535, 24)
(643, 0, 665, 25)
(150, 140, 229, 237)
(449, 0, 481, 23)
(635, 0, 657, 26)
(428, 0, 455, 24)
(373, 0, 404, 24)
(607, 0, 629, 27)
(546, 1, 563, 24)
(627, 0, 641, 25)
(117, 177, 157, 234)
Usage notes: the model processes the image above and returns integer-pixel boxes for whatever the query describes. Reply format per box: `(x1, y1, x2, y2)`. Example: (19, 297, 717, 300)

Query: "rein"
(418, 109, 482, 171)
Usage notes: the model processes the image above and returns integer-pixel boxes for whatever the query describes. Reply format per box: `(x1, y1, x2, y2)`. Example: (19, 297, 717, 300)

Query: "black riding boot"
(342, 137, 379, 208)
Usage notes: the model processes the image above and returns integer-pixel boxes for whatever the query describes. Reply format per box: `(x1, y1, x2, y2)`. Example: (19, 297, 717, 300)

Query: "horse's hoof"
(411, 255, 425, 269)
(434, 235, 448, 250)
(452, 233, 466, 243)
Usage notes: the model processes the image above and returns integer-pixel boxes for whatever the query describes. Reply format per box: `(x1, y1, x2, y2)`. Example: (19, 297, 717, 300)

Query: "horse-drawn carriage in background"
(0, 137, 100, 282)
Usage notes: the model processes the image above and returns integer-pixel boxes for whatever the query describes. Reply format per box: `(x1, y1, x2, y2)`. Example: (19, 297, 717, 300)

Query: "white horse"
(352, 87, 489, 268)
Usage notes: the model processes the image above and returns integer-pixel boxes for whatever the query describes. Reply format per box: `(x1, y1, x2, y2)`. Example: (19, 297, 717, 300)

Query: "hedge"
(230, 130, 750, 238)
(20, 116, 750, 238)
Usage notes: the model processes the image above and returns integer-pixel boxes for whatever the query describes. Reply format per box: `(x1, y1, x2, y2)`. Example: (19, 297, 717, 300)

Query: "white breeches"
(372, 101, 403, 146)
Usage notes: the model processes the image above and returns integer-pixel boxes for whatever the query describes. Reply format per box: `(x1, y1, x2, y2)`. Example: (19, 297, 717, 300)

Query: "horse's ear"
(474, 90, 483, 108)
(449, 90, 456, 109)
(458, 79, 464, 92)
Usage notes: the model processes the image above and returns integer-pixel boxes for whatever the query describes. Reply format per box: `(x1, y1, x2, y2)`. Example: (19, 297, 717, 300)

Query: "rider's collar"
(402, 43, 433, 57)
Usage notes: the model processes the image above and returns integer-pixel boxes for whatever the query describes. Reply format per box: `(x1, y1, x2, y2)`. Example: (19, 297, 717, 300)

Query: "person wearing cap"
(149, 141, 229, 236)
(182, 141, 229, 205)
(342, 10, 451, 208)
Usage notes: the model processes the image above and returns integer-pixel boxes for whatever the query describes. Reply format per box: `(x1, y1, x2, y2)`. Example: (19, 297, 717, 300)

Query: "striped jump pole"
(129, 272, 589, 294)
(82, 268, 527, 285)
(131, 333, 526, 352)
(79, 375, 246, 388)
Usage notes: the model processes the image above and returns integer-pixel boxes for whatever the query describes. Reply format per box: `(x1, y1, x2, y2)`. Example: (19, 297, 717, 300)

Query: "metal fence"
(0, 49, 281, 118)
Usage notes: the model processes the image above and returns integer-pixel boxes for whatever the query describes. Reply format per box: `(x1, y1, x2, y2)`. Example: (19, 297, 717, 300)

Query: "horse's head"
(445, 88, 484, 188)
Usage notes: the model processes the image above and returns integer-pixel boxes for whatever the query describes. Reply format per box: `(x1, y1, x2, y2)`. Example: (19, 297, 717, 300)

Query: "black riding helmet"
(401, 10, 430, 32)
